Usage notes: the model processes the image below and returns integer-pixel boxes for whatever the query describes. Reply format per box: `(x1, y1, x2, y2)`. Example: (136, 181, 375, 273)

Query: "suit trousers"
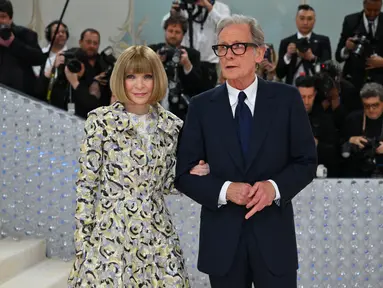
(209, 221, 297, 288)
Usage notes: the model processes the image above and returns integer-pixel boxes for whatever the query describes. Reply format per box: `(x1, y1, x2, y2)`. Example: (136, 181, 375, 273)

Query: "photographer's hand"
(94, 72, 107, 86)
(0, 33, 14, 47)
(196, 0, 213, 12)
(300, 48, 316, 62)
(345, 37, 356, 51)
(376, 142, 383, 154)
(157, 50, 167, 63)
(170, 2, 181, 16)
(286, 43, 297, 57)
(64, 66, 80, 89)
(349, 136, 368, 149)
(180, 49, 192, 72)
(366, 55, 383, 70)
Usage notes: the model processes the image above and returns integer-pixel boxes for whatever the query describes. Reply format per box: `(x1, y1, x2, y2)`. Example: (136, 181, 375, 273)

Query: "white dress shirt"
(341, 13, 378, 59)
(218, 76, 281, 207)
(162, 1, 230, 63)
(283, 32, 313, 85)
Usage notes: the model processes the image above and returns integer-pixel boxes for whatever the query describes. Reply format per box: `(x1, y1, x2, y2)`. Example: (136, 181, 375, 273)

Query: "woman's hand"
(190, 160, 210, 176)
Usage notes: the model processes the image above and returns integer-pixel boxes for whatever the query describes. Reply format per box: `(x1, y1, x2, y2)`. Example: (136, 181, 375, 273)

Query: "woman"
(256, 43, 278, 81)
(68, 45, 209, 287)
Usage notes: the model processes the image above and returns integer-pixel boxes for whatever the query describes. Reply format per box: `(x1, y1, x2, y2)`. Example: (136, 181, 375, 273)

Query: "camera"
(314, 60, 340, 96)
(352, 34, 372, 58)
(159, 46, 184, 66)
(295, 37, 310, 53)
(100, 46, 116, 81)
(342, 137, 380, 173)
(0, 23, 12, 40)
(174, 0, 215, 11)
(264, 46, 272, 62)
(61, 49, 86, 73)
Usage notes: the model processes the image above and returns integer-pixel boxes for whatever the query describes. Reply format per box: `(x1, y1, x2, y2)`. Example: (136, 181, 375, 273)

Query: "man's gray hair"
(216, 14, 265, 47)
(360, 82, 383, 101)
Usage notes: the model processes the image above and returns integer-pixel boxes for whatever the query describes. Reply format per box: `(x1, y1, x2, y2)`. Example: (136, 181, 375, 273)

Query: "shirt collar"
(297, 31, 312, 39)
(363, 13, 379, 26)
(42, 44, 68, 54)
(226, 75, 258, 107)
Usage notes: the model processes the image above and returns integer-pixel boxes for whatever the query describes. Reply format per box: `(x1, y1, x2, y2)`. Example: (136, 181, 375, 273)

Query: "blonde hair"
(109, 45, 168, 104)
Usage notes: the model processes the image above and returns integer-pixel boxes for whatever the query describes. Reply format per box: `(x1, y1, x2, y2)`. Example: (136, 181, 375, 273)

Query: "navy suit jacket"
(175, 78, 317, 276)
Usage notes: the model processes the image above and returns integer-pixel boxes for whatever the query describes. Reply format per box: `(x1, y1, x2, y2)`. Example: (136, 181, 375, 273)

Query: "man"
(36, 28, 110, 118)
(175, 14, 317, 288)
(149, 15, 203, 119)
(276, 5, 331, 85)
(33, 20, 69, 77)
(342, 82, 383, 177)
(296, 75, 341, 177)
(335, 0, 383, 92)
(0, 0, 45, 96)
(163, 0, 230, 90)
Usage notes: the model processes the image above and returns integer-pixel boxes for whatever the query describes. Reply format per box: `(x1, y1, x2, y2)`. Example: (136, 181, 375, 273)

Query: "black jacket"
(0, 24, 45, 96)
(335, 11, 383, 90)
(277, 32, 332, 84)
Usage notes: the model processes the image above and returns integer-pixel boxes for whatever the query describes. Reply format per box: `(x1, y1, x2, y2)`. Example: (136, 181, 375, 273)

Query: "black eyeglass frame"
(211, 42, 259, 57)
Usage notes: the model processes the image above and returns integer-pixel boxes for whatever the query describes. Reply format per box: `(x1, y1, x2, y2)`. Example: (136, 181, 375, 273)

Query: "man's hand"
(245, 181, 276, 219)
(226, 183, 252, 205)
(0, 33, 14, 47)
(157, 50, 167, 63)
(366, 55, 383, 70)
(196, 0, 213, 12)
(376, 142, 383, 154)
(170, 2, 181, 16)
(345, 37, 356, 51)
(286, 43, 297, 57)
(314, 137, 318, 146)
(259, 59, 275, 72)
(94, 72, 107, 86)
(180, 49, 192, 71)
(299, 48, 316, 61)
(349, 136, 368, 149)
(64, 66, 80, 89)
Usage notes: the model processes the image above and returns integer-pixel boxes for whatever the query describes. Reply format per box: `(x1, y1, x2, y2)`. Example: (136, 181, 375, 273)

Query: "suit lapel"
(210, 84, 245, 173)
(375, 12, 383, 38)
(245, 78, 276, 172)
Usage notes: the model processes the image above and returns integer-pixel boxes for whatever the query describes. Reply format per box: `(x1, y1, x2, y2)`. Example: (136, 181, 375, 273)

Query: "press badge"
(68, 103, 75, 115)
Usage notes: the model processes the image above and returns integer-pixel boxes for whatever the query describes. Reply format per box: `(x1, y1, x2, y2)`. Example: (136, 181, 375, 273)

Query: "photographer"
(335, 0, 383, 92)
(0, 0, 45, 97)
(163, 0, 230, 90)
(256, 43, 278, 81)
(149, 15, 203, 120)
(296, 75, 341, 177)
(33, 20, 69, 78)
(314, 60, 360, 130)
(277, 5, 331, 85)
(36, 28, 111, 118)
(342, 82, 383, 177)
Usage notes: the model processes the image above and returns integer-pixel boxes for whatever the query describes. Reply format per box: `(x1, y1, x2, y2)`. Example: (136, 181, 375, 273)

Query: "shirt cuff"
(183, 64, 193, 75)
(218, 181, 231, 207)
(284, 54, 291, 65)
(341, 47, 350, 60)
(267, 180, 281, 205)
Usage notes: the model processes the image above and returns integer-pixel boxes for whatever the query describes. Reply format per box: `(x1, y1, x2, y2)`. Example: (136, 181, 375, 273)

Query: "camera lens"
(67, 59, 82, 73)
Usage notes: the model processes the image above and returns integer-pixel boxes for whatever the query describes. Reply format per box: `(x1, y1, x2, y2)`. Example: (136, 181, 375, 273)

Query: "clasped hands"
(189, 161, 276, 219)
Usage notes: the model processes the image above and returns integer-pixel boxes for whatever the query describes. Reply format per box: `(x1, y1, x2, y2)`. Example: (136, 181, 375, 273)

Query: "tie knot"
(238, 91, 247, 103)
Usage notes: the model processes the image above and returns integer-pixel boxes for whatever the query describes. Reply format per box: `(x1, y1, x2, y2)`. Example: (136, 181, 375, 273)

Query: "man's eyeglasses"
(212, 42, 259, 57)
(363, 102, 381, 110)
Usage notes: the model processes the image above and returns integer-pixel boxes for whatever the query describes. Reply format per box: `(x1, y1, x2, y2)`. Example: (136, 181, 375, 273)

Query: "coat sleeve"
(74, 111, 103, 257)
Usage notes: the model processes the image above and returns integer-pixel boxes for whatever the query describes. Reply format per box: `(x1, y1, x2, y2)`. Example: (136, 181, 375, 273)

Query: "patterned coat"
(68, 101, 189, 287)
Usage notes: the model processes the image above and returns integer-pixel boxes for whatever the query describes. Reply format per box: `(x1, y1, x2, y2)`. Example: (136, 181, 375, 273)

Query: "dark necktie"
(235, 91, 253, 157)
(368, 21, 374, 40)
